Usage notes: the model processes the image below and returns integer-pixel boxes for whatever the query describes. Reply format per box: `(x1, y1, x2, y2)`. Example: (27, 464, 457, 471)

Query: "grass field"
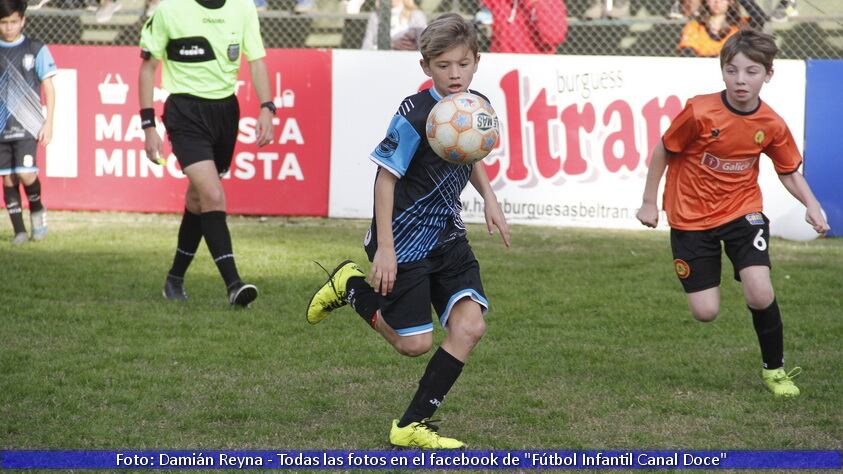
(1, 211, 841, 453)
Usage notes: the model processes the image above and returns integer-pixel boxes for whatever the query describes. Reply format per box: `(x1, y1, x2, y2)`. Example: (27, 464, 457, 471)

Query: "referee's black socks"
(398, 347, 464, 427)
(200, 211, 241, 289)
(169, 208, 203, 279)
(749, 299, 784, 370)
(3, 185, 26, 234)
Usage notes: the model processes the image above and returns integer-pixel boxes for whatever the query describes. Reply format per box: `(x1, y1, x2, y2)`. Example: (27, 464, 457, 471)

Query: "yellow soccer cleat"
(761, 367, 802, 398)
(306, 260, 365, 325)
(389, 419, 466, 450)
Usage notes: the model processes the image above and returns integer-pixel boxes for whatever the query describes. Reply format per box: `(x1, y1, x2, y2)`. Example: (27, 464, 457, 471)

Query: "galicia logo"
(701, 152, 756, 174)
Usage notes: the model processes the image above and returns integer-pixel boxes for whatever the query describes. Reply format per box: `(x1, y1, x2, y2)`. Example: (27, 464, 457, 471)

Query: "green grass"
(1, 211, 841, 451)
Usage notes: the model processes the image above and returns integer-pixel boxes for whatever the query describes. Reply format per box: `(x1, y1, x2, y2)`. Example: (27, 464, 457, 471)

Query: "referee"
(138, 0, 274, 307)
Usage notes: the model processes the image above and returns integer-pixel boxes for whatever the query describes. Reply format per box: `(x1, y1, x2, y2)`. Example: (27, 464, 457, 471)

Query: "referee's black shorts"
(163, 93, 239, 174)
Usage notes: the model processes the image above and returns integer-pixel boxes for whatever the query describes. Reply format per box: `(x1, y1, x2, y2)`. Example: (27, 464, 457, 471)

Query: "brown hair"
(418, 13, 478, 63)
(694, 0, 741, 39)
(720, 28, 778, 72)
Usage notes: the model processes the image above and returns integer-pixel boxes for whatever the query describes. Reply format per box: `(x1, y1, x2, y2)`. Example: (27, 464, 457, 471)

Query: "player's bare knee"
(199, 188, 226, 211)
(691, 305, 718, 322)
(395, 336, 432, 357)
(746, 290, 775, 311)
(453, 316, 486, 344)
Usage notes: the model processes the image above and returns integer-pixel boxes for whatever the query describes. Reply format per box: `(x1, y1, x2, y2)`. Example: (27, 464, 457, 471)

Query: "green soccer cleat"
(306, 260, 364, 325)
(389, 419, 466, 450)
(761, 367, 802, 398)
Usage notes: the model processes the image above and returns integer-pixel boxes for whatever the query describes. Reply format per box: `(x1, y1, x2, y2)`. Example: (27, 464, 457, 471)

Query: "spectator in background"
(583, 0, 628, 20)
(294, 0, 316, 13)
(670, 0, 766, 22)
(94, 0, 120, 22)
(145, 0, 160, 16)
(677, 0, 763, 57)
(483, 0, 567, 54)
(360, 0, 427, 50)
(770, 0, 796, 22)
(669, 0, 700, 19)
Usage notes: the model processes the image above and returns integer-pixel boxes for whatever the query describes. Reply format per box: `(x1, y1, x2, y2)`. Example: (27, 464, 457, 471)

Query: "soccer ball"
(426, 92, 500, 165)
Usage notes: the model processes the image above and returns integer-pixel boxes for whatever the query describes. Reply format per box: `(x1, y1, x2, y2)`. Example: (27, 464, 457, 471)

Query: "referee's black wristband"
(140, 108, 156, 129)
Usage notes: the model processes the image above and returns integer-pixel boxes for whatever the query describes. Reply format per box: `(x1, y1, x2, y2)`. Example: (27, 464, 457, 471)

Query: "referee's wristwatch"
(260, 101, 277, 115)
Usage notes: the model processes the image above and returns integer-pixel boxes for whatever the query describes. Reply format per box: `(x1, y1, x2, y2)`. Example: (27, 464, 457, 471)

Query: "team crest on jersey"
(754, 130, 765, 145)
(22, 54, 35, 71)
(745, 212, 764, 226)
(375, 129, 399, 158)
(227, 44, 240, 61)
(674, 259, 690, 279)
(701, 152, 757, 173)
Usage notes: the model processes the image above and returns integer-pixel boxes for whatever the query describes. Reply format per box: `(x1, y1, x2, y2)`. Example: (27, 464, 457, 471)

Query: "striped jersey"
(0, 35, 56, 142)
(365, 88, 489, 264)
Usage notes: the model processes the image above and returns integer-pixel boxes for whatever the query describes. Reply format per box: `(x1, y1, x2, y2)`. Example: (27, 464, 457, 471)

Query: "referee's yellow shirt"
(140, 0, 266, 99)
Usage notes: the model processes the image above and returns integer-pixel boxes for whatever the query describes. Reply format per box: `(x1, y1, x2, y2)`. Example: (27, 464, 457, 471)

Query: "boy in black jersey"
(0, 0, 56, 245)
(306, 13, 509, 449)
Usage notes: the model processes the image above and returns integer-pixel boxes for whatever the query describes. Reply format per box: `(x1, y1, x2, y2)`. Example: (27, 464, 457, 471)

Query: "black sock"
(4, 185, 26, 234)
(168, 209, 203, 279)
(750, 299, 784, 370)
(346, 276, 379, 327)
(398, 347, 464, 427)
(200, 211, 241, 289)
(23, 179, 43, 213)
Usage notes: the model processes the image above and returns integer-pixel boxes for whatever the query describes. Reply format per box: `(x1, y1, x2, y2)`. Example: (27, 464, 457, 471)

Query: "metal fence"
(24, 0, 843, 58)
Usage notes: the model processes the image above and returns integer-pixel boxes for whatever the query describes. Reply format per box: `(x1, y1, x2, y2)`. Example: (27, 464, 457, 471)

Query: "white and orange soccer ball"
(426, 92, 500, 165)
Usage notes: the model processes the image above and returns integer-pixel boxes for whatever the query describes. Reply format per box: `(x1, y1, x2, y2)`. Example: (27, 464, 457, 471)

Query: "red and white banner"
(36, 47, 811, 235)
(329, 51, 807, 231)
(43, 46, 332, 216)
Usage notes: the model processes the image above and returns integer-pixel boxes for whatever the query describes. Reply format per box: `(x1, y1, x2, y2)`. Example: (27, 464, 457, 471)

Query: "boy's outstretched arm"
(38, 76, 55, 146)
(470, 163, 510, 248)
(371, 169, 398, 295)
(636, 141, 669, 228)
(778, 171, 831, 234)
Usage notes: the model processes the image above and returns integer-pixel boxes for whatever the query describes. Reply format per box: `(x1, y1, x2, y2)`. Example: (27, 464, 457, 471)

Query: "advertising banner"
(804, 60, 842, 237)
(330, 51, 807, 234)
(43, 46, 332, 216)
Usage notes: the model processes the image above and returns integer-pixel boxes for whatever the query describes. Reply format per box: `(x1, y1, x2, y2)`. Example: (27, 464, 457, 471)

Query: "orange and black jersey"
(662, 91, 802, 231)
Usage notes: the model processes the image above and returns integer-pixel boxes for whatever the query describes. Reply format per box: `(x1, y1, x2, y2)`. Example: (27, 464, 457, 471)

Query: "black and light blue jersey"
(365, 88, 490, 264)
(0, 35, 57, 142)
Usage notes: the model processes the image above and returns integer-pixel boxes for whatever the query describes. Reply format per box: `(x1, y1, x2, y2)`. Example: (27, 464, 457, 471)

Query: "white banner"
(330, 51, 807, 234)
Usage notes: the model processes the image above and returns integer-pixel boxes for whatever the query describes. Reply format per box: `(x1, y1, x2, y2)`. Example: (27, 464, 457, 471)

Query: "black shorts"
(670, 212, 771, 293)
(0, 139, 38, 175)
(378, 239, 488, 336)
(163, 94, 239, 174)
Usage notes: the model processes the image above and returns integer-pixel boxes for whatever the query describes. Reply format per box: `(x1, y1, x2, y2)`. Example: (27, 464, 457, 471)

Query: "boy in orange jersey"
(636, 29, 829, 398)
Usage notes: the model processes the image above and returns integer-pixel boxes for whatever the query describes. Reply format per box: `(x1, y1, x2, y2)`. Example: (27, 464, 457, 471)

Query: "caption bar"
(1, 450, 841, 469)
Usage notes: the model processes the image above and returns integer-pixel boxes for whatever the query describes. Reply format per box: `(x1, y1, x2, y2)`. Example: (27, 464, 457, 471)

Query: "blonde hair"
(720, 28, 778, 72)
(418, 13, 478, 63)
